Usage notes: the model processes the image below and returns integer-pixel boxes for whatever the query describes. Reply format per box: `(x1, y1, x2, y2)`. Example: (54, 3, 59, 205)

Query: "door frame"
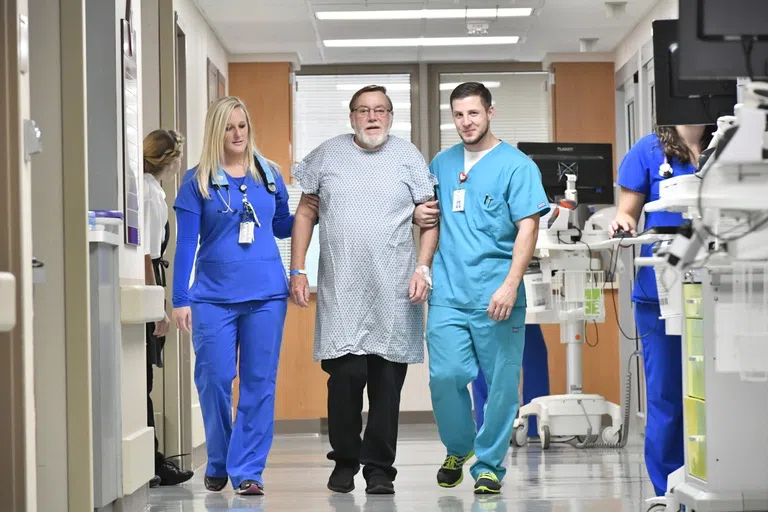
(0, 0, 31, 507)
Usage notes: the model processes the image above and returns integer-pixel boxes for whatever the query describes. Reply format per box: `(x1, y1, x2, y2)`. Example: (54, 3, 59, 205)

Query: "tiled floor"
(148, 424, 655, 511)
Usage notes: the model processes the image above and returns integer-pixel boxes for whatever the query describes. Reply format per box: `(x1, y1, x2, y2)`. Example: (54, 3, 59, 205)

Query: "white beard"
(355, 129, 389, 149)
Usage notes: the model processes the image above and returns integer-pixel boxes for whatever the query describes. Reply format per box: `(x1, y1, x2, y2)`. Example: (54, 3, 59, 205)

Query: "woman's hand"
(610, 213, 638, 237)
(172, 306, 192, 334)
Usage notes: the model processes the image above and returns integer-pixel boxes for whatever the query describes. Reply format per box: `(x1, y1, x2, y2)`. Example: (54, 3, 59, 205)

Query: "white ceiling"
(191, 0, 658, 65)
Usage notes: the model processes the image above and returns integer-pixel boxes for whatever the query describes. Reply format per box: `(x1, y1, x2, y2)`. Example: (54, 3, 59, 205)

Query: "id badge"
(452, 189, 466, 212)
(239, 221, 255, 244)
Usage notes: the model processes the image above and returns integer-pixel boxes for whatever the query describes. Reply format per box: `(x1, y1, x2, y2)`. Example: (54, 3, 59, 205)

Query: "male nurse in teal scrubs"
(426, 82, 550, 495)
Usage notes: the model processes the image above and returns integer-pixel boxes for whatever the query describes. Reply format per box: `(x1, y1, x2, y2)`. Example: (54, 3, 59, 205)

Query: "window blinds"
(439, 72, 551, 151)
(293, 73, 413, 162)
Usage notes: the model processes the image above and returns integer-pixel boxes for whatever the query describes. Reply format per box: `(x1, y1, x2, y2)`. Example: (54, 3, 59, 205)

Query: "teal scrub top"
(429, 141, 551, 310)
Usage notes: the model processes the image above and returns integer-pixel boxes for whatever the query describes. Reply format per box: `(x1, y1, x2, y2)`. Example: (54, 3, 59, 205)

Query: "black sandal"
(236, 479, 264, 495)
(204, 475, 228, 492)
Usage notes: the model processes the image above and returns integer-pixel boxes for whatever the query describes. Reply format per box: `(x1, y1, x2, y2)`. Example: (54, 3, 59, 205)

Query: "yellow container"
(684, 397, 707, 481)
(684, 284, 703, 319)
(687, 356, 706, 400)
(685, 319, 705, 358)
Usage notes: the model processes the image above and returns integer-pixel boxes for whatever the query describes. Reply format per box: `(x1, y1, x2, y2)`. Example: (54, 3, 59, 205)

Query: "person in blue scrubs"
(426, 82, 550, 495)
(472, 324, 550, 437)
(611, 124, 712, 497)
(171, 96, 317, 496)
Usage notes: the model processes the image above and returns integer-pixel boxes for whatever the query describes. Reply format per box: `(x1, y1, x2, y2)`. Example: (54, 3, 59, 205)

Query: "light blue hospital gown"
(292, 134, 437, 364)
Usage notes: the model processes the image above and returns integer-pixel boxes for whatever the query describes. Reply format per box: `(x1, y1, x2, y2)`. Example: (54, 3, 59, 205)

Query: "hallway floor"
(148, 424, 655, 512)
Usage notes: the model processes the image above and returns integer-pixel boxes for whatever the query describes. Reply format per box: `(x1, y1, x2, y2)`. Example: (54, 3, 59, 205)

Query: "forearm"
(172, 209, 200, 308)
(505, 218, 539, 289)
(617, 187, 645, 222)
(417, 225, 439, 267)
(273, 214, 294, 239)
(290, 203, 317, 270)
(144, 255, 156, 286)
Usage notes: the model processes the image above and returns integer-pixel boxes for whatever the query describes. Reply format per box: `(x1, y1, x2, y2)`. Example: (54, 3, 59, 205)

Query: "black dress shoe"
(365, 473, 395, 495)
(157, 456, 194, 486)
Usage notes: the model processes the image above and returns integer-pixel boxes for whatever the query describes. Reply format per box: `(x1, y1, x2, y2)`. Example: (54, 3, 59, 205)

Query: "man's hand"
(301, 193, 320, 217)
(408, 268, 430, 305)
(153, 312, 170, 337)
(488, 283, 517, 322)
(414, 200, 440, 229)
(290, 274, 311, 308)
(609, 212, 638, 237)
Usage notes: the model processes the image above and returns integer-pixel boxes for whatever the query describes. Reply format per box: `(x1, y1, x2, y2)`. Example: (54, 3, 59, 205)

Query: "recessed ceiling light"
(316, 8, 533, 21)
(323, 36, 519, 48)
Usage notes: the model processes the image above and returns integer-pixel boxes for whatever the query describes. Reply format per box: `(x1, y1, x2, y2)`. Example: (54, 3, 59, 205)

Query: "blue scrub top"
(173, 155, 293, 306)
(617, 133, 696, 303)
(428, 142, 551, 310)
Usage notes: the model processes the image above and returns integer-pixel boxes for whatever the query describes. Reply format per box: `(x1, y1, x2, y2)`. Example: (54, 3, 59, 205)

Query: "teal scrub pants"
(426, 305, 526, 481)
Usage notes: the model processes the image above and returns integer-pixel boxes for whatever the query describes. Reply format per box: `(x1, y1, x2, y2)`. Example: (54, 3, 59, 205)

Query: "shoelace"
(442, 455, 463, 470)
(477, 472, 499, 482)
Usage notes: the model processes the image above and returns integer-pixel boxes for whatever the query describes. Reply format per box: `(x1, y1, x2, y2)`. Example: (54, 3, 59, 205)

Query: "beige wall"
(613, 0, 678, 71)
(29, 0, 69, 508)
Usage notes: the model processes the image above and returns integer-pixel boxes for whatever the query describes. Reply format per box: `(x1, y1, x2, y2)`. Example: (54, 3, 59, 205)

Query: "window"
(293, 73, 413, 162)
(438, 72, 550, 150)
(650, 84, 656, 128)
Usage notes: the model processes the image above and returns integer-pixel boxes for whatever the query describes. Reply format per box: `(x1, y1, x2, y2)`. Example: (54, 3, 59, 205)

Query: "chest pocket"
(470, 192, 508, 236)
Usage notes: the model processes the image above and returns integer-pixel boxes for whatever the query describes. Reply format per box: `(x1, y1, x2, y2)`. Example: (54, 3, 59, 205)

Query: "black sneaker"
(204, 475, 228, 492)
(474, 472, 501, 494)
(236, 480, 264, 496)
(365, 473, 394, 495)
(437, 451, 474, 488)
(327, 465, 359, 493)
(157, 456, 194, 486)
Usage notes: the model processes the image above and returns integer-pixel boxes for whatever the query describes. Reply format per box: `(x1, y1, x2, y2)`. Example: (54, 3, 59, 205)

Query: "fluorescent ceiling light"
(324, 36, 519, 48)
(316, 8, 533, 21)
(335, 83, 411, 91)
(440, 81, 501, 90)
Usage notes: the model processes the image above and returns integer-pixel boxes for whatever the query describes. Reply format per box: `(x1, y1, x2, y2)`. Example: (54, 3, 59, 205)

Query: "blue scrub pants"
(426, 305, 526, 482)
(472, 323, 549, 437)
(635, 301, 684, 497)
(191, 299, 287, 488)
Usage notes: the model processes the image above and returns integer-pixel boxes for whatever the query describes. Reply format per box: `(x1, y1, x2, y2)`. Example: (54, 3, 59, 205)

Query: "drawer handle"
(688, 356, 704, 362)
(688, 435, 706, 442)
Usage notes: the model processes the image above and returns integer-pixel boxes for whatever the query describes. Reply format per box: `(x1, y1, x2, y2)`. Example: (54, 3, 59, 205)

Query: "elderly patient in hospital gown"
(289, 84, 440, 496)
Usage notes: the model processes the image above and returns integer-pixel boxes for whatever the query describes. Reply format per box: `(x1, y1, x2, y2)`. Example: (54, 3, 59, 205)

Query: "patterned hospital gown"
(293, 134, 437, 364)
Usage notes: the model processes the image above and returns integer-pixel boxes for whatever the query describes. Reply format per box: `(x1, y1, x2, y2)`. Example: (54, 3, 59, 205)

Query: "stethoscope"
(659, 155, 673, 178)
(211, 153, 277, 214)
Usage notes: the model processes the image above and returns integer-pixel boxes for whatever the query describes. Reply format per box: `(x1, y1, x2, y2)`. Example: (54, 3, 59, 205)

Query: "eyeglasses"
(352, 107, 392, 117)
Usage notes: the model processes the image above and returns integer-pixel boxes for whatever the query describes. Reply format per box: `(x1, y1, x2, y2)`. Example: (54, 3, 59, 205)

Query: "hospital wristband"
(290, 269, 307, 276)
(416, 265, 432, 288)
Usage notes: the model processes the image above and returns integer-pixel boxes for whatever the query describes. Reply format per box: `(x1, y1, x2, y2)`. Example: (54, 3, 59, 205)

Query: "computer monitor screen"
(652, 19, 737, 126)
(678, 0, 768, 80)
(516, 142, 614, 205)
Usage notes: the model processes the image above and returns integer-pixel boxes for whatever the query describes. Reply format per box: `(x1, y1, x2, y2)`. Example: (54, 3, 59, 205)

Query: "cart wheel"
(540, 426, 551, 450)
(511, 425, 528, 447)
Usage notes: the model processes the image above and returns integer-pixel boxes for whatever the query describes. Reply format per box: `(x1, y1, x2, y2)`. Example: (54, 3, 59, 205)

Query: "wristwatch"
(416, 265, 432, 288)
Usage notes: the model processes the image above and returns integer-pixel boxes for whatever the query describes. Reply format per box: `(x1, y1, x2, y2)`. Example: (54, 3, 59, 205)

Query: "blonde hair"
(143, 129, 185, 175)
(196, 96, 273, 200)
